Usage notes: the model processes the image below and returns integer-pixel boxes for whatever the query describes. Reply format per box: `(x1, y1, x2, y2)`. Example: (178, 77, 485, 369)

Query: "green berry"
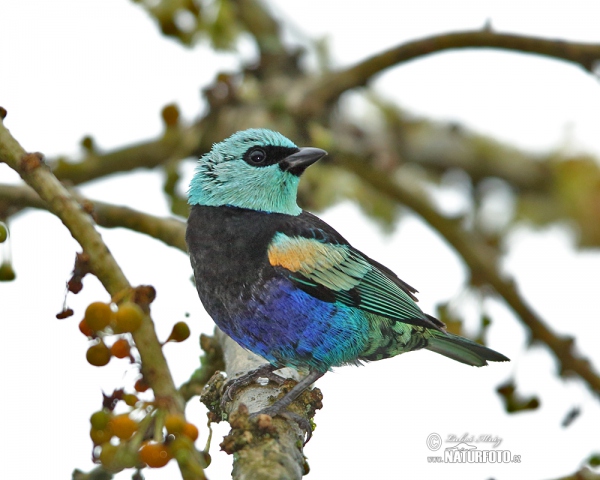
(0, 262, 16, 281)
(99, 442, 118, 468)
(0, 222, 7, 243)
(167, 322, 190, 343)
(90, 410, 111, 430)
(86, 342, 111, 367)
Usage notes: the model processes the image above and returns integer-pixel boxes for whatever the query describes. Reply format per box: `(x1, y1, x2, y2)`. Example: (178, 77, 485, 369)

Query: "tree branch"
(0, 117, 206, 479)
(334, 152, 600, 397)
(0, 184, 187, 253)
(294, 30, 600, 115)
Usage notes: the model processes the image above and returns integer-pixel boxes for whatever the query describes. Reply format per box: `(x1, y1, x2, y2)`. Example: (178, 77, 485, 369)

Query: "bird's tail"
(426, 331, 509, 367)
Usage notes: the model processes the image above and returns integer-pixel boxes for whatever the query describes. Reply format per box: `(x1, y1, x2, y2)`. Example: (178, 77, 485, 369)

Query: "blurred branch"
(234, 0, 287, 59)
(295, 30, 600, 115)
(179, 333, 225, 403)
(367, 94, 600, 246)
(130, 0, 290, 58)
(367, 95, 553, 192)
(51, 124, 200, 186)
(334, 152, 600, 397)
(53, 135, 179, 185)
(0, 118, 206, 479)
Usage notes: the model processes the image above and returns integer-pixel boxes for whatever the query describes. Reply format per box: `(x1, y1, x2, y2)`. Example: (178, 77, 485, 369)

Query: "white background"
(2, 1, 600, 479)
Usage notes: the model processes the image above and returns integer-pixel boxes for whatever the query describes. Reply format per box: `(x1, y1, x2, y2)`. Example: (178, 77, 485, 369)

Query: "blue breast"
(219, 277, 370, 372)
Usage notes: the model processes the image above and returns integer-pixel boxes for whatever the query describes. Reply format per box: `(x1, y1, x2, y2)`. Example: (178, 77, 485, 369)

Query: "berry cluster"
(90, 405, 201, 470)
(80, 301, 144, 366)
(79, 299, 197, 471)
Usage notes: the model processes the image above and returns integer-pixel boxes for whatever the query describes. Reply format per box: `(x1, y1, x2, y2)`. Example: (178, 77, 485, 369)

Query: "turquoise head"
(188, 129, 327, 215)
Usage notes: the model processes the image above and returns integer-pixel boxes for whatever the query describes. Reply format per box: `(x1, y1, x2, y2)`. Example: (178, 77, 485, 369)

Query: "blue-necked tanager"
(186, 129, 508, 430)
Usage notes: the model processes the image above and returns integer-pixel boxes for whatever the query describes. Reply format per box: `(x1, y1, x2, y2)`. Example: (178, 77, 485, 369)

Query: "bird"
(186, 128, 509, 431)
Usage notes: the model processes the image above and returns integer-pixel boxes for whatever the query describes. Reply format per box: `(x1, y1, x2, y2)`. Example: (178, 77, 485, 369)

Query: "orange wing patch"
(268, 234, 428, 322)
(267, 234, 369, 291)
(268, 236, 345, 273)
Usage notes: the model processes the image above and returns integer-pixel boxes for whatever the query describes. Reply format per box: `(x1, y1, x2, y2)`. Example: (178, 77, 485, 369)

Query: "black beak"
(279, 147, 327, 176)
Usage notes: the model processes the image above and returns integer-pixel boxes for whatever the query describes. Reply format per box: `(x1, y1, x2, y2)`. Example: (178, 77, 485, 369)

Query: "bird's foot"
(250, 406, 314, 444)
(220, 364, 285, 411)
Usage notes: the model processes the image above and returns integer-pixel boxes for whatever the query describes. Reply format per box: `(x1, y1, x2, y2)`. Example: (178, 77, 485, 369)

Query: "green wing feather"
(267, 232, 443, 331)
(268, 231, 509, 366)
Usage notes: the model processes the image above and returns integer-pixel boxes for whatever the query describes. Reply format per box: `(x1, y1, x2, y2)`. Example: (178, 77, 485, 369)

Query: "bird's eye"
(248, 148, 266, 164)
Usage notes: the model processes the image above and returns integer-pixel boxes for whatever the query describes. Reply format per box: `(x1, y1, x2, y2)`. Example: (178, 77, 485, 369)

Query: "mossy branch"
(0, 116, 206, 479)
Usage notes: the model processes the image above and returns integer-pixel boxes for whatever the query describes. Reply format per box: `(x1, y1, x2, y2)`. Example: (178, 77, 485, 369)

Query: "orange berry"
(86, 342, 111, 367)
(164, 414, 185, 435)
(85, 302, 113, 331)
(79, 318, 94, 337)
(182, 422, 199, 441)
(110, 338, 131, 359)
(109, 414, 138, 440)
(167, 322, 190, 343)
(134, 378, 149, 393)
(139, 442, 171, 468)
(114, 302, 144, 333)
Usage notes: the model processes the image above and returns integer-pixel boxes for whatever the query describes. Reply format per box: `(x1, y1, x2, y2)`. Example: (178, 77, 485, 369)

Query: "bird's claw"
(220, 364, 285, 411)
